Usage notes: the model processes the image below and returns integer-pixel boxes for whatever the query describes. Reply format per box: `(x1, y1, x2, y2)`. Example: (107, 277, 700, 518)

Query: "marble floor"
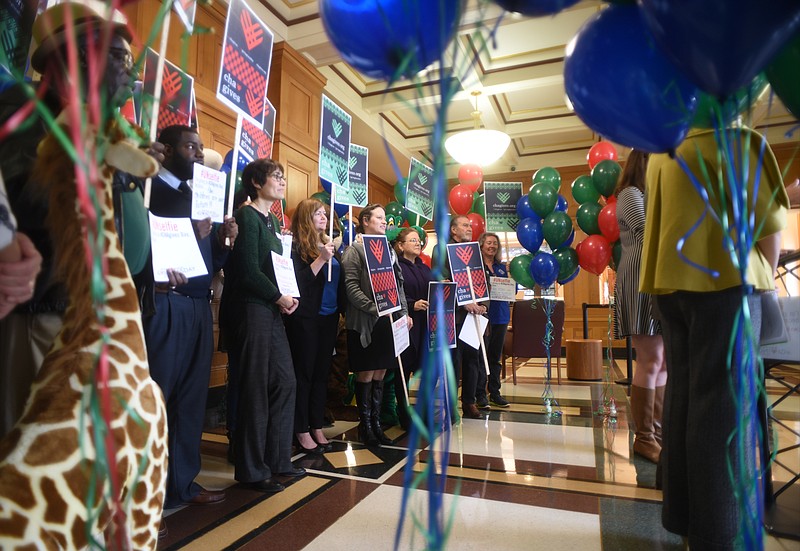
(158, 360, 800, 551)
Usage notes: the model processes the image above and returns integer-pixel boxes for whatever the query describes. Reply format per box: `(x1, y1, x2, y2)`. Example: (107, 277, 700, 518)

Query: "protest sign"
(361, 235, 401, 316)
(191, 164, 227, 223)
(484, 181, 523, 232)
(149, 213, 207, 282)
(337, 143, 368, 207)
(405, 158, 434, 220)
(140, 48, 194, 138)
(428, 282, 457, 351)
(446, 242, 489, 306)
(319, 95, 351, 196)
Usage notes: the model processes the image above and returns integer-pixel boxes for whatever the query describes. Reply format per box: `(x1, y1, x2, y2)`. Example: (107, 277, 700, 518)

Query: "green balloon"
(692, 73, 769, 128)
(528, 183, 558, 218)
(576, 202, 602, 235)
(472, 193, 485, 215)
(405, 210, 430, 226)
(591, 160, 621, 198)
(509, 254, 536, 290)
(385, 201, 405, 220)
(571, 175, 600, 204)
(554, 247, 578, 281)
(542, 211, 572, 249)
(394, 178, 408, 203)
(533, 166, 562, 192)
(311, 191, 331, 205)
(766, 33, 800, 120)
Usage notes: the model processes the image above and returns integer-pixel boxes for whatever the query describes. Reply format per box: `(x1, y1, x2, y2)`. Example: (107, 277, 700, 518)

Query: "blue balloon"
(321, 178, 333, 194)
(236, 151, 248, 171)
(319, 0, 462, 81)
(223, 149, 234, 167)
(516, 195, 537, 221)
(495, 0, 580, 16)
(640, 0, 800, 97)
(556, 194, 568, 213)
(341, 218, 355, 245)
(220, 163, 232, 174)
(564, 230, 575, 248)
(564, 5, 699, 153)
(529, 251, 559, 287)
(516, 217, 543, 254)
(334, 202, 348, 217)
(557, 265, 581, 285)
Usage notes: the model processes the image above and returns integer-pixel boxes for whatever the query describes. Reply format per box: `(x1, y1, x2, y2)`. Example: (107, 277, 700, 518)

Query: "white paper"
(271, 251, 300, 298)
(281, 233, 293, 258)
(458, 313, 489, 350)
(191, 163, 227, 223)
(490, 276, 516, 302)
(761, 296, 800, 362)
(392, 315, 410, 357)
(149, 213, 207, 282)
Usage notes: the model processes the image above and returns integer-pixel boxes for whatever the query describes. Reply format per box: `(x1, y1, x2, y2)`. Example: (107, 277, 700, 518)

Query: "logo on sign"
(240, 10, 264, 50)
(349, 155, 358, 169)
(387, 289, 397, 306)
(418, 173, 427, 185)
(497, 192, 511, 203)
(369, 239, 384, 264)
(162, 66, 182, 100)
(456, 246, 473, 265)
(246, 89, 262, 117)
(331, 119, 343, 138)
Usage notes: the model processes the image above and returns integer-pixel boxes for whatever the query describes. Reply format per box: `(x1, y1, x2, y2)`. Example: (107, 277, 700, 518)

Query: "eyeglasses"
(403, 239, 421, 244)
(108, 47, 134, 71)
(313, 210, 327, 217)
(270, 173, 286, 181)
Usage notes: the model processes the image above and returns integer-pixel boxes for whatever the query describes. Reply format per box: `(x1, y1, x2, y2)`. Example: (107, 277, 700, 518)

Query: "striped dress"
(613, 187, 660, 338)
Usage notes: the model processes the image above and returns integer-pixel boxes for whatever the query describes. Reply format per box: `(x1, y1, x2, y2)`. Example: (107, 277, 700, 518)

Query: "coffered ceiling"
(247, 0, 798, 184)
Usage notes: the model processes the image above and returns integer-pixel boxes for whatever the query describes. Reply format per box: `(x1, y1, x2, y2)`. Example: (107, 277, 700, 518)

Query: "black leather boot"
(371, 380, 393, 445)
(355, 381, 378, 446)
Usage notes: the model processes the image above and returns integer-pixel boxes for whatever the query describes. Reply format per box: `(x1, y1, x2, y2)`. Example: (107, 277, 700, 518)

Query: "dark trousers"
(144, 292, 212, 507)
(233, 304, 296, 483)
(285, 313, 339, 433)
(483, 324, 507, 396)
(656, 288, 756, 550)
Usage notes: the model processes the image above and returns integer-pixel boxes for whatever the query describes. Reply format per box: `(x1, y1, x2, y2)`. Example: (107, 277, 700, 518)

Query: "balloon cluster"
(563, 2, 800, 154)
(508, 167, 578, 290)
(571, 142, 621, 275)
(447, 164, 486, 240)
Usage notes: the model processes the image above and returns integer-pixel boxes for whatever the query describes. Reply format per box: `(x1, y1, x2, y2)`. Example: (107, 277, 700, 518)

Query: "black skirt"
(347, 316, 397, 372)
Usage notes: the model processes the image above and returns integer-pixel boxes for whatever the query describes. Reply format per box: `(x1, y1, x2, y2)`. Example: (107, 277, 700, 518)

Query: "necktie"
(178, 180, 192, 195)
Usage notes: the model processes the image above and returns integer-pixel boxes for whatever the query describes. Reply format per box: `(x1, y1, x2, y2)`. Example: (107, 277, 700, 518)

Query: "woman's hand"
(413, 299, 428, 311)
(406, 316, 414, 330)
(281, 298, 300, 315)
(318, 242, 335, 261)
(276, 294, 295, 310)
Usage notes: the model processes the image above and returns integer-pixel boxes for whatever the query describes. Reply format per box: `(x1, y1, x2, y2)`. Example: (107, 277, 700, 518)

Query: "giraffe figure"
(0, 119, 168, 550)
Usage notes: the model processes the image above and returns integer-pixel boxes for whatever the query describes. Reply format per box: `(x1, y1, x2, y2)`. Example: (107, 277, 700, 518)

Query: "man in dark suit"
(145, 124, 238, 508)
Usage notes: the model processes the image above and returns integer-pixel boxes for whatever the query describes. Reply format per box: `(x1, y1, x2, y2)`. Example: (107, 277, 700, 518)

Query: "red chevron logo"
(455, 245, 473, 265)
(161, 66, 182, 100)
(369, 239, 384, 264)
(240, 10, 264, 50)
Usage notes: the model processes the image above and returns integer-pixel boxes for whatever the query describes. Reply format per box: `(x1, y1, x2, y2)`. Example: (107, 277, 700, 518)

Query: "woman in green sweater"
(220, 158, 304, 494)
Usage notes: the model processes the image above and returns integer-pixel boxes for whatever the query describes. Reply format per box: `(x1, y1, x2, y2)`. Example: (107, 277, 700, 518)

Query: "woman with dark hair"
(284, 198, 343, 454)
(394, 227, 433, 429)
(220, 158, 304, 494)
(613, 149, 666, 464)
(341, 204, 411, 446)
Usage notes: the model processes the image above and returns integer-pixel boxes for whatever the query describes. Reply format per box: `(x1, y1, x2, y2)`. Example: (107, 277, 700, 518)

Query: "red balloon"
(605, 194, 617, 204)
(597, 202, 619, 242)
(577, 234, 611, 275)
(449, 184, 474, 215)
(587, 141, 618, 170)
(419, 252, 432, 268)
(467, 212, 485, 239)
(458, 164, 483, 192)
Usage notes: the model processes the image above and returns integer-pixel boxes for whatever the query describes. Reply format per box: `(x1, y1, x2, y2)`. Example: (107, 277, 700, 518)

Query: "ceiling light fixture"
(444, 90, 511, 167)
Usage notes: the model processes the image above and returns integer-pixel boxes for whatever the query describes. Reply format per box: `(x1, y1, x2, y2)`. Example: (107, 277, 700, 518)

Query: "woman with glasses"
(220, 159, 304, 494)
(394, 227, 433, 429)
(342, 204, 411, 446)
(284, 198, 343, 454)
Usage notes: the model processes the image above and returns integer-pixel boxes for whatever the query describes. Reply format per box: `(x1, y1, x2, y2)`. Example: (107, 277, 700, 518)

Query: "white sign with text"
(149, 213, 207, 282)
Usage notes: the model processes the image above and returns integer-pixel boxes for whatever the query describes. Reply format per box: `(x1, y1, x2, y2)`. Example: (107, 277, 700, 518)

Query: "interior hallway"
(158, 360, 800, 550)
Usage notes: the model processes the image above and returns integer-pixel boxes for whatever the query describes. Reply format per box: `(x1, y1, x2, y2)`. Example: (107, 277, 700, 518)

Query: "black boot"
(371, 380, 393, 445)
(355, 381, 378, 446)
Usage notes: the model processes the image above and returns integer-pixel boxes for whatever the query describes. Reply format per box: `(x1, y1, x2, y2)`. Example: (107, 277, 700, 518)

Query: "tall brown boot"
(630, 385, 661, 463)
(653, 385, 665, 446)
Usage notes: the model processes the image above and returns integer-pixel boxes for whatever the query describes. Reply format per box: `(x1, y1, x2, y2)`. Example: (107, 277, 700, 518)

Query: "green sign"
(337, 144, 368, 207)
(319, 94, 351, 195)
(484, 181, 523, 232)
(405, 158, 434, 220)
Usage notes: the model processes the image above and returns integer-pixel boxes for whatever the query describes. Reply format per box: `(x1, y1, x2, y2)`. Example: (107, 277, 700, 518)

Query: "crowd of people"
(0, 2, 793, 549)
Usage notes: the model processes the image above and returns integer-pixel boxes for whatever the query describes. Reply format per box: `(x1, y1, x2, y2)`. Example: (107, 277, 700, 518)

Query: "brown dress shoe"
(462, 403, 482, 419)
(186, 487, 226, 505)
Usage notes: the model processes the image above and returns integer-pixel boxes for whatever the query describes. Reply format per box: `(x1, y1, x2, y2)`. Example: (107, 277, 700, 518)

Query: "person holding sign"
(478, 232, 511, 408)
(284, 199, 344, 454)
(219, 158, 303, 493)
(144, 125, 238, 508)
(395, 227, 433, 430)
(342, 204, 411, 446)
